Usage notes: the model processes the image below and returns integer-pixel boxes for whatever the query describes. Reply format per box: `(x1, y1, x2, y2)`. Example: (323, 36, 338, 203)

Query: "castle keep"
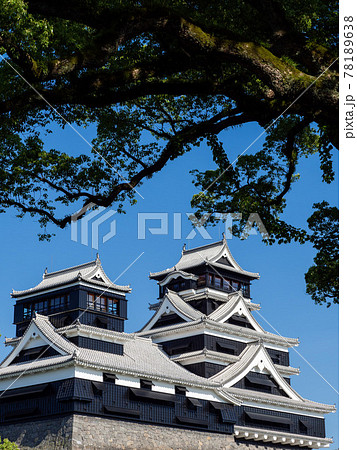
(0, 239, 335, 449)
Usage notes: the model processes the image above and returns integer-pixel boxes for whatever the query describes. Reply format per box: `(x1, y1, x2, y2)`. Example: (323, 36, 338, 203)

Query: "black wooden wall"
(0, 378, 326, 439)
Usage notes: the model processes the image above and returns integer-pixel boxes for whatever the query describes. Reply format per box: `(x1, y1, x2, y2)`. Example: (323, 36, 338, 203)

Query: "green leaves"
(305, 201, 339, 306)
(0, 436, 19, 450)
(191, 116, 323, 245)
(0, 0, 338, 306)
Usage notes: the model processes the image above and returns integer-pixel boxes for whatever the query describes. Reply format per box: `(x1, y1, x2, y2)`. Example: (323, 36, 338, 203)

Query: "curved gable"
(210, 343, 302, 401)
(139, 291, 202, 332)
(208, 294, 264, 332)
(1, 314, 75, 368)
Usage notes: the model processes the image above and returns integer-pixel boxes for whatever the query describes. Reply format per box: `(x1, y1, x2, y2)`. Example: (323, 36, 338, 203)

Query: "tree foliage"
(0, 435, 18, 449)
(0, 0, 338, 304)
(305, 202, 339, 307)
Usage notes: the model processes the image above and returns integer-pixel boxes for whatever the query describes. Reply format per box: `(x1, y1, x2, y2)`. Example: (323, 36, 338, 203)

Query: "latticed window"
(49, 295, 68, 311)
(107, 298, 119, 315)
(23, 303, 32, 319)
(95, 296, 106, 312)
(33, 300, 48, 313)
(87, 293, 119, 315)
(214, 276, 222, 288)
(87, 293, 95, 309)
(223, 278, 231, 291)
(22, 294, 69, 319)
(242, 283, 249, 296)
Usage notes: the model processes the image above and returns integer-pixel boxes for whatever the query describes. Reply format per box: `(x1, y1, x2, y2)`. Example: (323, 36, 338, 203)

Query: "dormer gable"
(215, 256, 234, 267)
(208, 294, 264, 332)
(140, 290, 203, 332)
(209, 343, 302, 401)
(1, 314, 75, 368)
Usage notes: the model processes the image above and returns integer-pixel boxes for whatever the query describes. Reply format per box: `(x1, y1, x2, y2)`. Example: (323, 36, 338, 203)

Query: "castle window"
(49, 295, 68, 311)
(88, 293, 95, 309)
(87, 293, 119, 315)
(231, 281, 239, 291)
(22, 294, 69, 320)
(208, 274, 214, 286)
(214, 276, 222, 289)
(197, 275, 206, 287)
(23, 303, 32, 319)
(242, 284, 249, 297)
(33, 300, 47, 313)
(223, 278, 231, 291)
(95, 296, 107, 312)
(107, 298, 119, 315)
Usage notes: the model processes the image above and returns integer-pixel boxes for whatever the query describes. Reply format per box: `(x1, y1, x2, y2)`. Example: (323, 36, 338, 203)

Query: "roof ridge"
(182, 239, 224, 254)
(58, 323, 151, 342)
(44, 259, 97, 279)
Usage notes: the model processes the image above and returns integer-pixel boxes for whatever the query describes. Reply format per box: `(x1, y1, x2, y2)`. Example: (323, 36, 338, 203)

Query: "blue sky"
(0, 120, 338, 446)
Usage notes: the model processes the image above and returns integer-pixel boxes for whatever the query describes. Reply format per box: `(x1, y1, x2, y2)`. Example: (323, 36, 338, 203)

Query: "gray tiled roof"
(149, 239, 259, 279)
(74, 338, 219, 387)
(0, 313, 77, 368)
(138, 317, 299, 348)
(0, 317, 334, 414)
(226, 385, 336, 414)
(0, 354, 74, 378)
(170, 349, 300, 376)
(11, 256, 130, 297)
(159, 270, 198, 286)
(0, 315, 218, 389)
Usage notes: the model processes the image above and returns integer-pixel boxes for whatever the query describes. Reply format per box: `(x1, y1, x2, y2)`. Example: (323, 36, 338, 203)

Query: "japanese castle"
(0, 239, 335, 449)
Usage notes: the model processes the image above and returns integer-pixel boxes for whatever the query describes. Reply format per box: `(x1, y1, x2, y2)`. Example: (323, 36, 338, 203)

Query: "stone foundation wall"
(0, 415, 73, 449)
(0, 415, 297, 450)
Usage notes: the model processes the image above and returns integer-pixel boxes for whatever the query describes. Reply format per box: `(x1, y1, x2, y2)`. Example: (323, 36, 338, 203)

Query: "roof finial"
(182, 243, 186, 254)
(222, 232, 226, 242)
(96, 253, 100, 264)
(43, 267, 48, 279)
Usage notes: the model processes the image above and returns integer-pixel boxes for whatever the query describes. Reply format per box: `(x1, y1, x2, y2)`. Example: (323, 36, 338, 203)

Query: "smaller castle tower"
(11, 254, 130, 337)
